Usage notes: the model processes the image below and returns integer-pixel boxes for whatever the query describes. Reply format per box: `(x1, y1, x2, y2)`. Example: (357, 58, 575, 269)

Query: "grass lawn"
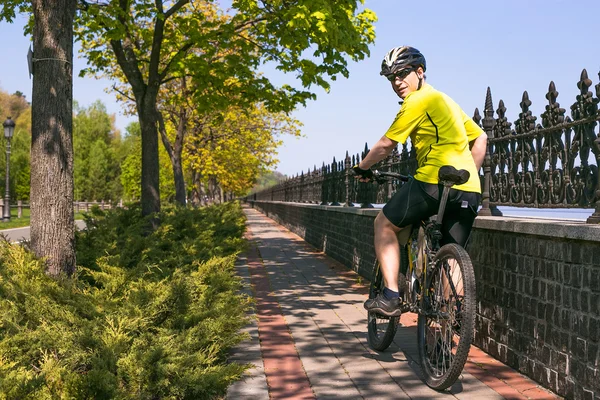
(0, 208, 85, 230)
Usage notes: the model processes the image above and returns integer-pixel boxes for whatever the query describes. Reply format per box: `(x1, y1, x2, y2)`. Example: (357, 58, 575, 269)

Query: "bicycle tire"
(417, 243, 476, 390)
(367, 247, 407, 351)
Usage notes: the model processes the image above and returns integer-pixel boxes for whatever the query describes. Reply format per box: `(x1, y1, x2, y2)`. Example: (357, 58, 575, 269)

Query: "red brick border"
(245, 231, 315, 400)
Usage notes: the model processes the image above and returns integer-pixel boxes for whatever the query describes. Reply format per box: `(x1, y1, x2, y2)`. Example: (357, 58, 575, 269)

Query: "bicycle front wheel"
(417, 243, 476, 390)
(367, 261, 399, 351)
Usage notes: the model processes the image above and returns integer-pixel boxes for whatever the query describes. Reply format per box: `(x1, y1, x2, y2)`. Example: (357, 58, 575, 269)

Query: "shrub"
(0, 202, 251, 399)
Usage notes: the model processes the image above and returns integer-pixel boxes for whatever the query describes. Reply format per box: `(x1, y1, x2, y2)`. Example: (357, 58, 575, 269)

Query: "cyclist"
(353, 46, 487, 317)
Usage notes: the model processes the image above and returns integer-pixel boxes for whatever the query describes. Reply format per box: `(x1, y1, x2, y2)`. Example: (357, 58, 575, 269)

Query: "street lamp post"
(2, 117, 15, 221)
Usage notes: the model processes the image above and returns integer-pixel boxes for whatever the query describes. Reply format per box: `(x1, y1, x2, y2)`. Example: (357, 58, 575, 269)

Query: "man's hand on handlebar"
(352, 164, 374, 182)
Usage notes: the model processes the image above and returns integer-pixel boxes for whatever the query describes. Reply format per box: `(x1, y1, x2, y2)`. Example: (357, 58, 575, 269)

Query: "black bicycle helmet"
(380, 46, 426, 77)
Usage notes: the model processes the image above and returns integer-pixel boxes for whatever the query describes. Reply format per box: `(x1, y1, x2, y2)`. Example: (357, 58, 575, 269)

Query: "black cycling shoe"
(364, 293, 402, 317)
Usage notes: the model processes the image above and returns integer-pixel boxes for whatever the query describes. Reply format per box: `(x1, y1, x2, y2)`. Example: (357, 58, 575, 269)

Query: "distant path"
(0, 220, 86, 243)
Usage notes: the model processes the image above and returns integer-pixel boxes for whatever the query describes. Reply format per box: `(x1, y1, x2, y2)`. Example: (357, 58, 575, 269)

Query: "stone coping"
(250, 200, 381, 216)
(249, 200, 600, 243)
(472, 216, 600, 242)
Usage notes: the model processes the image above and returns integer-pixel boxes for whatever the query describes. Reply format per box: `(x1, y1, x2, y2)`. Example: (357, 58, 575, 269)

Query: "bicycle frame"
(373, 171, 457, 315)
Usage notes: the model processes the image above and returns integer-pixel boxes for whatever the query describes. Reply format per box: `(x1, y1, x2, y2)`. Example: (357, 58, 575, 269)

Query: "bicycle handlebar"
(372, 170, 410, 183)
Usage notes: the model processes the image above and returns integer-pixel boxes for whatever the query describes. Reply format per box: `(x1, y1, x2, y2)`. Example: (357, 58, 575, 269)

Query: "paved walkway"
(0, 220, 86, 243)
(227, 207, 562, 400)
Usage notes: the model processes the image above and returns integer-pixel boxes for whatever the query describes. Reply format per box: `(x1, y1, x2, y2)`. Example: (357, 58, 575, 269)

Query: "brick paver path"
(227, 207, 562, 400)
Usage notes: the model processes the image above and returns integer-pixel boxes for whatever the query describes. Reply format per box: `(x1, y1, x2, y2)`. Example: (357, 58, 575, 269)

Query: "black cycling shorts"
(382, 178, 481, 247)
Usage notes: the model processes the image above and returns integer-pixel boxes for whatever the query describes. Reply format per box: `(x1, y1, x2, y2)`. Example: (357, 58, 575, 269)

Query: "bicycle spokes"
(423, 258, 465, 377)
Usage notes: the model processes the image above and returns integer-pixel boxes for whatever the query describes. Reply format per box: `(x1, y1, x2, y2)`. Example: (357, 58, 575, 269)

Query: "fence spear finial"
(577, 69, 591, 92)
(473, 108, 482, 127)
(485, 87, 493, 116)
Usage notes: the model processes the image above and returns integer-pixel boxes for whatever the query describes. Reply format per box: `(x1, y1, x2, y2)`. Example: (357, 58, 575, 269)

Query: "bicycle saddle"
(438, 165, 470, 185)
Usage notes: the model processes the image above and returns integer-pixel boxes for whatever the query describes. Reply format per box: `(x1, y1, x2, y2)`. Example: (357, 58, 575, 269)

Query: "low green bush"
(0, 202, 252, 399)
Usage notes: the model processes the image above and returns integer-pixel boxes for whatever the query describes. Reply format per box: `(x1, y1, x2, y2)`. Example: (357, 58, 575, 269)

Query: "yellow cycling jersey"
(384, 84, 483, 193)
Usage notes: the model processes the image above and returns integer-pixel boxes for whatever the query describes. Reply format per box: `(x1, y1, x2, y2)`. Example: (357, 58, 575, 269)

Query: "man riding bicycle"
(353, 46, 487, 317)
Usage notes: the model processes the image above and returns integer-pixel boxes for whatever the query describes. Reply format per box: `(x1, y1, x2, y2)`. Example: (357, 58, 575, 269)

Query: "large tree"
(156, 76, 193, 206)
(30, 0, 78, 276)
(1, 2, 78, 276)
(77, 0, 376, 215)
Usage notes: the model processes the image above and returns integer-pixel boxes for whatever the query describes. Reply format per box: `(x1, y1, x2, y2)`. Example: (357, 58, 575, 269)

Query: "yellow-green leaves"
(312, 11, 328, 33)
(185, 104, 302, 196)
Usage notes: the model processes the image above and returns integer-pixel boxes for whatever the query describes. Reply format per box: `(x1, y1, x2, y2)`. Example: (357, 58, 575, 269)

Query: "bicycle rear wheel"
(417, 243, 476, 390)
(367, 257, 403, 351)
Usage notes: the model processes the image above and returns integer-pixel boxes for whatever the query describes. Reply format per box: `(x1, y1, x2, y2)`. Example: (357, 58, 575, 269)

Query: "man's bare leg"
(374, 211, 411, 292)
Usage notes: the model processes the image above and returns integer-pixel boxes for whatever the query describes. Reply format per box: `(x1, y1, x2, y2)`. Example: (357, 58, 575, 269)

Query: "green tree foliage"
(9, 128, 31, 201)
(120, 138, 141, 201)
(87, 139, 110, 199)
(73, 101, 123, 202)
(0, 90, 31, 201)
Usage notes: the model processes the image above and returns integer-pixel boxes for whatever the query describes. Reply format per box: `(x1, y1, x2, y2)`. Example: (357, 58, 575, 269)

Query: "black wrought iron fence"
(248, 69, 600, 224)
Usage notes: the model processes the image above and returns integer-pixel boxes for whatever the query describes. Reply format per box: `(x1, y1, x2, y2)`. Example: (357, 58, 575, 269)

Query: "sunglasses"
(385, 68, 414, 82)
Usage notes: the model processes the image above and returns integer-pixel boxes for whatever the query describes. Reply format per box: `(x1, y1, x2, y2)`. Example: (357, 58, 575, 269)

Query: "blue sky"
(0, 0, 599, 179)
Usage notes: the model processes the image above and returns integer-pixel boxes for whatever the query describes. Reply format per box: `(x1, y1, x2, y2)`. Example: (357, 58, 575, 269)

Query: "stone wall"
(469, 218, 600, 399)
(249, 200, 600, 400)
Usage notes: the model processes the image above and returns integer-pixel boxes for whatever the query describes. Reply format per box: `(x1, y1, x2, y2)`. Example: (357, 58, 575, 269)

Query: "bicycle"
(366, 165, 477, 390)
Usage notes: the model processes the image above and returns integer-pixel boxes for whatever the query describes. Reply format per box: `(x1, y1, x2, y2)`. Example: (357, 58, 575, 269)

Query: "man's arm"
(359, 135, 398, 169)
(470, 133, 487, 171)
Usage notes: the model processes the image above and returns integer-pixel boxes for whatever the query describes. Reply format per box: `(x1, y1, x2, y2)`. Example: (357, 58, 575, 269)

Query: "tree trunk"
(171, 117, 186, 206)
(195, 172, 208, 206)
(208, 176, 217, 203)
(30, 0, 77, 277)
(189, 169, 200, 206)
(171, 152, 186, 205)
(138, 102, 160, 217)
(108, 37, 162, 218)
(157, 108, 187, 207)
(200, 181, 207, 205)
